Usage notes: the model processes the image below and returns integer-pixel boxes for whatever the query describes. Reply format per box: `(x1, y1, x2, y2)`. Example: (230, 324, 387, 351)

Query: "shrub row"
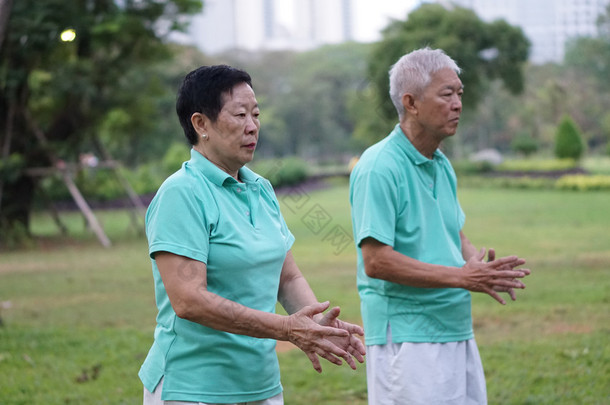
(36, 153, 310, 204)
(460, 174, 610, 191)
(555, 175, 610, 191)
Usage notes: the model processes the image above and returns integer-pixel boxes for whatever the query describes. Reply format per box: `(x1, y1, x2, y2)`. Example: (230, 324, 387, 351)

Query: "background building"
(184, 0, 354, 54)
(442, 0, 609, 63)
(181, 0, 609, 64)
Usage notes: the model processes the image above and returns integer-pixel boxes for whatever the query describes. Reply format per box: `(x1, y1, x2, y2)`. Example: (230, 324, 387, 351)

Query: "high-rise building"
(437, 0, 609, 63)
(180, 0, 609, 64)
(184, 0, 354, 54)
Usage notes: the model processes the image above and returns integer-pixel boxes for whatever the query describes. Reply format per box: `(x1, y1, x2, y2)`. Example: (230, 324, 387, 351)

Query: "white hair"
(389, 47, 461, 119)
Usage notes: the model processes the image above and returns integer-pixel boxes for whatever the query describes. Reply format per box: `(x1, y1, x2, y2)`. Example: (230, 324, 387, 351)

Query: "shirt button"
(245, 211, 250, 216)
(236, 188, 242, 193)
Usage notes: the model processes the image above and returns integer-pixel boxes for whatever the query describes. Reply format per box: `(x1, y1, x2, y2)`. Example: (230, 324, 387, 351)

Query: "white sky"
(274, 0, 419, 43)
(351, 0, 418, 42)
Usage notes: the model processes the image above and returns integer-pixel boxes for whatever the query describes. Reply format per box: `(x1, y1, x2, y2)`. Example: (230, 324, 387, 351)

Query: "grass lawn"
(0, 180, 608, 404)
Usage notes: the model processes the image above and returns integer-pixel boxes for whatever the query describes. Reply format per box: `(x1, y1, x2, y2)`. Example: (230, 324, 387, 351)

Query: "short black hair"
(176, 65, 253, 145)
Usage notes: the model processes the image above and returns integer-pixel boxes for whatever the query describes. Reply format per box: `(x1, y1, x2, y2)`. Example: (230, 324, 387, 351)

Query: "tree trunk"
(0, 0, 13, 51)
(0, 174, 35, 234)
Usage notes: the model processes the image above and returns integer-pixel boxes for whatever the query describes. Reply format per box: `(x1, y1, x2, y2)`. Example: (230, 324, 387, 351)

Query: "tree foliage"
(566, 3, 610, 63)
(562, 4, 610, 150)
(220, 42, 371, 160)
(360, 3, 530, 144)
(0, 0, 202, 237)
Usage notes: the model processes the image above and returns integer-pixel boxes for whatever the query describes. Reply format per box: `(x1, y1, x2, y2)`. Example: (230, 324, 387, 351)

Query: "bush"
(459, 174, 610, 191)
(555, 174, 610, 191)
(510, 133, 539, 156)
(248, 157, 309, 188)
(76, 169, 124, 201)
(123, 164, 165, 196)
(497, 158, 577, 172)
(554, 115, 585, 160)
(0, 153, 25, 183)
(162, 142, 191, 175)
(459, 176, 556, 190)
(453, 160, 496, 175)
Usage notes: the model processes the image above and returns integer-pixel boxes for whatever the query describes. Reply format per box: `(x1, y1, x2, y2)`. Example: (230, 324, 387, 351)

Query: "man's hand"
(461, 248, 530, 304)
(487, 248, 530, 301)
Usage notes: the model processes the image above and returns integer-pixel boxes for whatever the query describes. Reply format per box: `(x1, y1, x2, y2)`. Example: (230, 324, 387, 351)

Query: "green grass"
(0, 182, 609, 404)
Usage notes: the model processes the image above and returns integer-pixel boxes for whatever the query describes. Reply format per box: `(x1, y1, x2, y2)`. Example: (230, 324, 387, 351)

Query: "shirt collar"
(390, 124, 443, 166)
(188, 148, 262, 186)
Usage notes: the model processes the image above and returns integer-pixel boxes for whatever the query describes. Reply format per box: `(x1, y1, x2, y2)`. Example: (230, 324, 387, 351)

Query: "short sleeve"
(350, 167, 399, 248)
(442, 156, 466, 230)
(145, 182, 213, 264)
(260, 179, 295, 252)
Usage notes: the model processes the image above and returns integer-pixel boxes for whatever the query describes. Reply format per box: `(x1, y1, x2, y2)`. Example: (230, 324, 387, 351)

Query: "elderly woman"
(139, 65, 365, 405)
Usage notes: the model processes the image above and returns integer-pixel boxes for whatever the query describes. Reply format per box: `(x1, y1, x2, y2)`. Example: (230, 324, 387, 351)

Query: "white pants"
(143, 377, 284, 405)
(366, 326, 487, 405)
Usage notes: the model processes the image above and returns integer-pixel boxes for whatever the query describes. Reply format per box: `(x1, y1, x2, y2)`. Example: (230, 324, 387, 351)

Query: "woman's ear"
(190, 112, 208, 136)
(402, 93, 418, 116)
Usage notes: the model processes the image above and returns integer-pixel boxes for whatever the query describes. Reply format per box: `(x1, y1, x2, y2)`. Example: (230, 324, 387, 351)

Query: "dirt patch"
(0, 261, 65, 275)
(548, 322, 594, 335)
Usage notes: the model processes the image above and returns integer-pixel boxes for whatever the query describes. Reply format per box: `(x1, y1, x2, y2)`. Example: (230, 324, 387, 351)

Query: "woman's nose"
(245, 115, 259, 133)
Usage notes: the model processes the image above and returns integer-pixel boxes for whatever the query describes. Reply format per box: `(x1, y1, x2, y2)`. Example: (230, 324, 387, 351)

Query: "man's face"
(413, 68, 463, 141)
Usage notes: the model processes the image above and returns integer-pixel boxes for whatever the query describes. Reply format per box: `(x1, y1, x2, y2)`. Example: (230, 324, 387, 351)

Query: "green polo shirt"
(350, 124, 473, 345)
(139, 149, 294, 403)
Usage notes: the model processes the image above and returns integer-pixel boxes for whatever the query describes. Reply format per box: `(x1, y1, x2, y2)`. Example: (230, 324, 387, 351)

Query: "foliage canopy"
(361, 4, 530, 144)
(0, 0, 202, 238)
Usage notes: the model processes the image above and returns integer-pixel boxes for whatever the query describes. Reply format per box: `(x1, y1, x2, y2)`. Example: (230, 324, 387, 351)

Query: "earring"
(201, 133, 207, 139)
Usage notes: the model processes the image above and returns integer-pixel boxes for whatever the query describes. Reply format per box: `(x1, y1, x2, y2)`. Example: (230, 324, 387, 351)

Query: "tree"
(564, 3, 610, 90)
(359, 3, 530, 145)
(0, 0, 202, 241)
(275, 42, 371, 160)
(554, 115, 585, 160)
(223, 42, 371, 160)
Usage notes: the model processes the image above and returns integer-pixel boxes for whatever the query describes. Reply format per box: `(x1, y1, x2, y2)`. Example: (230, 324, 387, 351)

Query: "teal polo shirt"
(350, 124, 473, 345)
(139, 149, 294, 403)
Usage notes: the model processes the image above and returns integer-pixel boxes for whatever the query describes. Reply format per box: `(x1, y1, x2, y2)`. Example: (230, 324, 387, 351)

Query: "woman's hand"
(316, 306, 366, 370)
(283, 301, 360, 373)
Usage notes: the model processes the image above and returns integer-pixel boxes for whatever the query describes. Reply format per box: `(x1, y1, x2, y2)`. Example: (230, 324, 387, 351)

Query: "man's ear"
(402, 93, 418, 116)
(190, 112, 208, 136)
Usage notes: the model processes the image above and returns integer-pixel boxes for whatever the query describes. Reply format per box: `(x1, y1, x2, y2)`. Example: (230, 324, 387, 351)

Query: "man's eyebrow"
(441, 84, 464, 91)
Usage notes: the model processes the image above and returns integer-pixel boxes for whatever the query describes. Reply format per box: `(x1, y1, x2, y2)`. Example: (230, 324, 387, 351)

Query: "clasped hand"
(462, 247, 531, 305)
(284, 301, 365, 373)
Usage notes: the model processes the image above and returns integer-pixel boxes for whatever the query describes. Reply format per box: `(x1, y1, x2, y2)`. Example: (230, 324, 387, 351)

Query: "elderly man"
(349, 48, 530, 404)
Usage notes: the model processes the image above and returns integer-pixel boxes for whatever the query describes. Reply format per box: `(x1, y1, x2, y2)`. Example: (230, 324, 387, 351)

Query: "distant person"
(140, 65, 365, 405)
(349, 48, 530, 404)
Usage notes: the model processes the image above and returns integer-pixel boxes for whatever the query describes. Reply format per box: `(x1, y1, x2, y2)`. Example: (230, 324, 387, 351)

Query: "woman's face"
(196, 82, 260, 176)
